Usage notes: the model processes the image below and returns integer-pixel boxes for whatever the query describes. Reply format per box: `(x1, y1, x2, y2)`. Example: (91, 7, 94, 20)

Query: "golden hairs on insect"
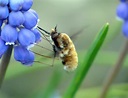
(50, 28, 78, 72)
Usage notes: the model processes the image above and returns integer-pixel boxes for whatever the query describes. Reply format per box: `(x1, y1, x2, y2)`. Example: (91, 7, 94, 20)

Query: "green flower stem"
(99, 40, 128, 98)
(0, 45, 13, 88)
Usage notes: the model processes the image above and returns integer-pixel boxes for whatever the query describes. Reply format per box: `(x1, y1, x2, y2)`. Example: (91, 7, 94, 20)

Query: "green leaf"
(63, 23, 109, 98)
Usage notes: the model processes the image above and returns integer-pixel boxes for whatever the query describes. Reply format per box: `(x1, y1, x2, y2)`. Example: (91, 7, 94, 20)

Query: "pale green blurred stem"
(99, 40, 128, 98)
(0, 45, 13, 88)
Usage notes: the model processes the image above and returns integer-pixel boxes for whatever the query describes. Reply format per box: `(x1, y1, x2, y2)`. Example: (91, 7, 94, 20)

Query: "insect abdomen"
(58, 33, 78, 71)
(62, 52, 78, 71)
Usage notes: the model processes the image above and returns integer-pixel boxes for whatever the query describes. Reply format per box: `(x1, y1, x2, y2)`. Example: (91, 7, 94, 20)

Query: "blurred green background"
(1, 0, 128, 98)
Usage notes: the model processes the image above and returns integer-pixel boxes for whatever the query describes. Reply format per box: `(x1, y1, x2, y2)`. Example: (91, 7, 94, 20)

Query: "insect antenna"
(54, 25, 57, 32)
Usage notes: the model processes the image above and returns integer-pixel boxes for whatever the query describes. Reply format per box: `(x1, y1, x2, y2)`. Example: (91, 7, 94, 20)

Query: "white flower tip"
(37, 19, 40, 22)
(5, 42, 15, 45)
(32, 24, 38, 30)
(116, 16, 124, 22)
(27, 44, 35, 50)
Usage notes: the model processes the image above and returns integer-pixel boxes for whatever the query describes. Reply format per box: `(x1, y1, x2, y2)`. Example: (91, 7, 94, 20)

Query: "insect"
(37, 26, 78, 72)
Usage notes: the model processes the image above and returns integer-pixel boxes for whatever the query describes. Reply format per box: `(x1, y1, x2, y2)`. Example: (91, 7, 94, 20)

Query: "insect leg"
(51, 45, 58, 66)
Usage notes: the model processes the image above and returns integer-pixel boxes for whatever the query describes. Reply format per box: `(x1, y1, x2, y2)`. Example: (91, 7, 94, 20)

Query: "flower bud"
(18, 28, 35, 47)
(116, 2, 128, 20)
(29, 9, 39, 22)
(14, 46, 35, 66)
(1, 24, 18, 45)
(9, 11, 25, 27)
(22, 0, 33, 11)
(0, 0, 9, 6)
(23, 10, 38, 29)
(9, 0, 24, 11)
(31, 28, 41, 43)
(0, 6, 9, 19)
(22, 51, 35, 65)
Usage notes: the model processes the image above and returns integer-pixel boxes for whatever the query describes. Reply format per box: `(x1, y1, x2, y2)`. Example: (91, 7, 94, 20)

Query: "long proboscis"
(37, 26, 50, 35)
(37, 26, 53, 46)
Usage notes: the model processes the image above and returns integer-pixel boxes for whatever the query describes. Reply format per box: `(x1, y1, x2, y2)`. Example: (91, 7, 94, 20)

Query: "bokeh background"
(1, 0, 128, 98)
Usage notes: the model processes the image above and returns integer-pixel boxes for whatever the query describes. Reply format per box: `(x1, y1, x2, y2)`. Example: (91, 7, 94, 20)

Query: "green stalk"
(63, 23, 109, 98)
(0, 45, 13, 88)
(99, 40, 128, 98)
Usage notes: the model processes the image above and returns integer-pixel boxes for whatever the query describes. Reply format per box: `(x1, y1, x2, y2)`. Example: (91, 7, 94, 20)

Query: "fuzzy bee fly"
(37, 26, 78, 72)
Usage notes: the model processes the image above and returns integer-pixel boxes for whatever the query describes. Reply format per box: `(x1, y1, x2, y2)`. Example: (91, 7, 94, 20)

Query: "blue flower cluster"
(0, 0, 41, 65)
(116, 0, 128, 37)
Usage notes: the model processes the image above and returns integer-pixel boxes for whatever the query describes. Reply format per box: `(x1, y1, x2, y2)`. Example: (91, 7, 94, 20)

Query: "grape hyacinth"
(116, 0, 128, 37)
(0, 0, 41, 66)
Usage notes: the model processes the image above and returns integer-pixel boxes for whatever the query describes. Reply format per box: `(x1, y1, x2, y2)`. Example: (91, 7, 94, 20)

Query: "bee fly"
(37, 26, 78, 72)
